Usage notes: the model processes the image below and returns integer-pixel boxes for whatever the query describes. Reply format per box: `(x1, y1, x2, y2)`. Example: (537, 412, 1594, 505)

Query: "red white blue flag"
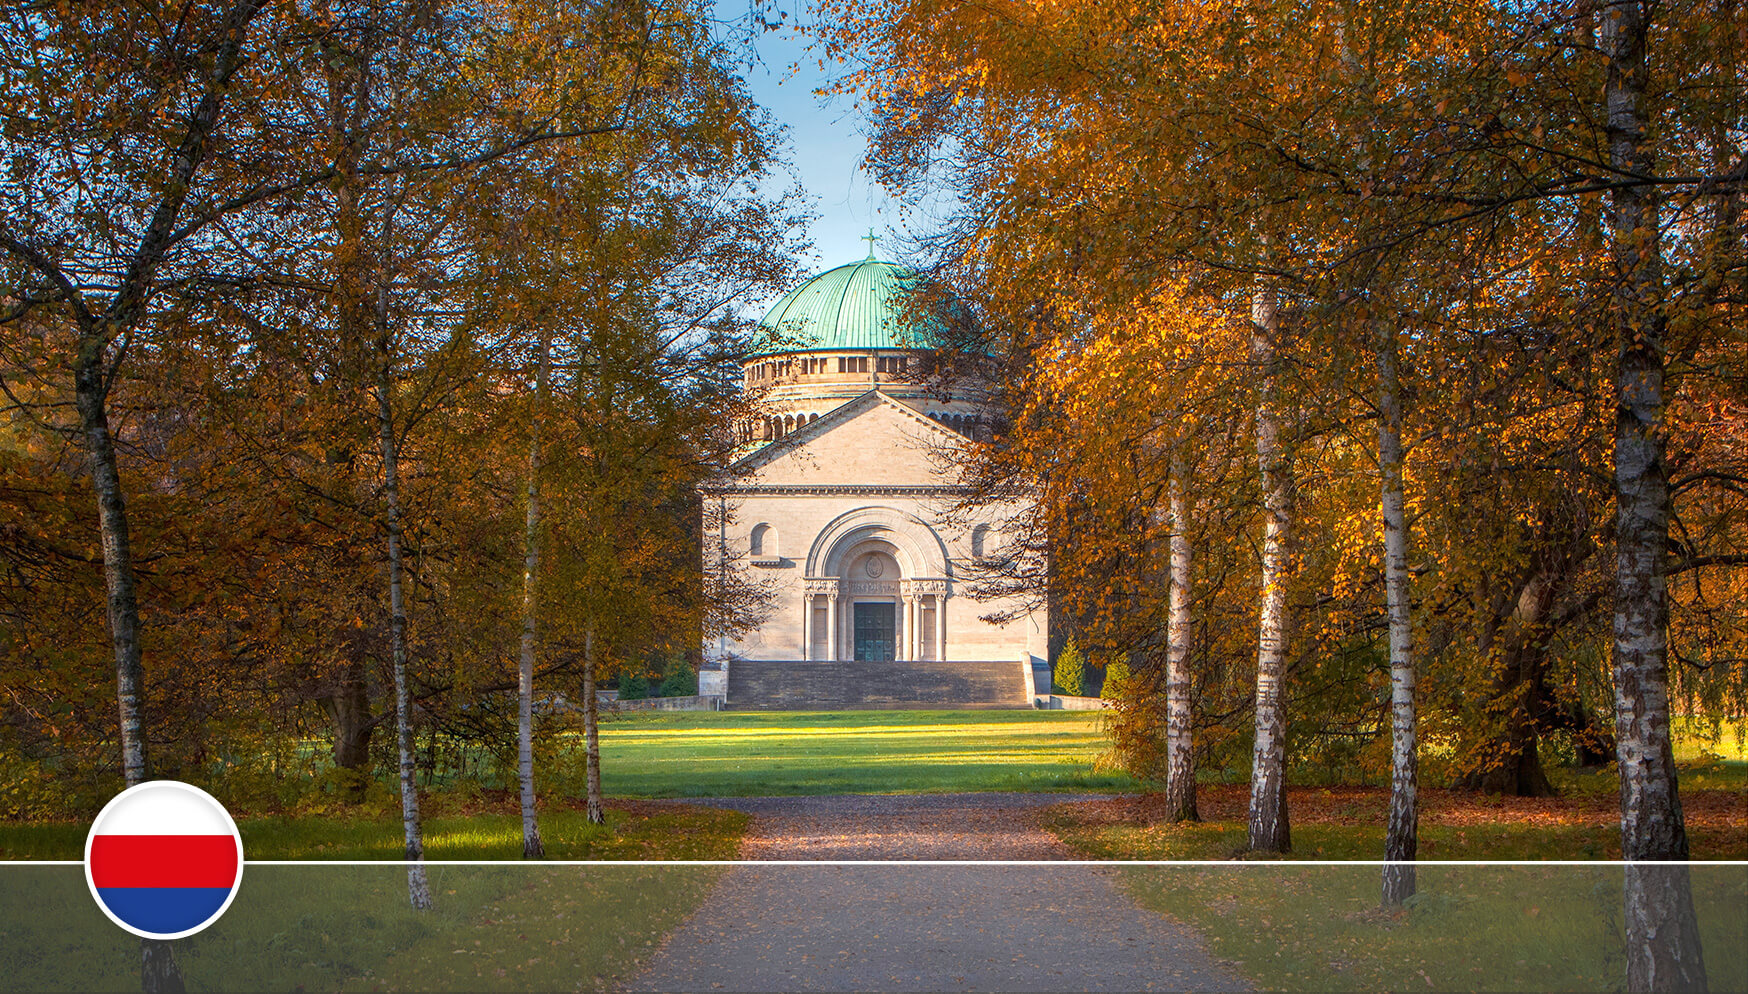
(84, 781, 244, 939)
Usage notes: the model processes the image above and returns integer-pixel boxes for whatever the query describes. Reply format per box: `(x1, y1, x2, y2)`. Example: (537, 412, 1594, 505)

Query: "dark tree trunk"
(1462, 634, 1557, 797)
(1464, 708, 1555, 798)
(320, 664, 374, 802)
(1547, 702, 1617, 767)
(1461, 564, 1572, 798)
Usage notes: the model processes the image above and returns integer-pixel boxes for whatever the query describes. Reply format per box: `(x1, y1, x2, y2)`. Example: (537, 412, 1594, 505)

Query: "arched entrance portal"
(802, 507, 952, 662)
(847, 547, 900, 661)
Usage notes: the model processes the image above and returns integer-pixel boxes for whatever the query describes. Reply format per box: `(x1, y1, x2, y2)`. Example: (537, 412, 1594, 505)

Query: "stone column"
(902, 595, 915, 660)
(826, 594, 838, 662)
(801, 593, 812, 661)
(919, 597, 933, 661)
(936, 594, 947, 662)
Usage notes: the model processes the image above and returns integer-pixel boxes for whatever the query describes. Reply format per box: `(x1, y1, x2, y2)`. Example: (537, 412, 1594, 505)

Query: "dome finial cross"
(861, 228, 879, 260)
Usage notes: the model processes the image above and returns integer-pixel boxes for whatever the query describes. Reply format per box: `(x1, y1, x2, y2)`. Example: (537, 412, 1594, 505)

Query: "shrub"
(619, 674, 650, 700)
(1098, 661, 1168, 782)
(1101, 656, 1132, 700)
(658, 659, 697, 698)
(1054, 640, 1088, 697)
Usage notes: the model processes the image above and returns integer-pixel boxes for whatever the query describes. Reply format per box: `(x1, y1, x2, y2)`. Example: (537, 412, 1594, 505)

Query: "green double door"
(853, 602, 896, 662)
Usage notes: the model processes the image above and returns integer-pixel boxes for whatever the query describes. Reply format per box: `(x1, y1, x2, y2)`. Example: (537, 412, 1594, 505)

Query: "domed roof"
(752, 254, 947, 357)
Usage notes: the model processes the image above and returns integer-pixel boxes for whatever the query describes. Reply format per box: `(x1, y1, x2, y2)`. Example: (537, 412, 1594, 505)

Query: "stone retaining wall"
(604, 694, 724, 712)
(1039, 695, 1107, 711)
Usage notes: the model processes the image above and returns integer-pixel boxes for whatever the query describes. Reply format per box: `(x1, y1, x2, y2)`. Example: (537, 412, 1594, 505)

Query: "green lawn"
(1, 709, 1122, 859)
(0, 863, 719, 992)
(577, 709, 1135, 798)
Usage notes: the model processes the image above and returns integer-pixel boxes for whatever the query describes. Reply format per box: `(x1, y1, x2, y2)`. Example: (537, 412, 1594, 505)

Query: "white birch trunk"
(72, 8, 262, 983)
(1247, 287, 1291, 854)
(1376, 320, 1418, 906)
(375, 271, 432, 906)
(78, 351, 187, 991)
(517, 331, 548, 859)
(75, 357, 148, 787)
(1164, 462, 1198, 823)
(1601, 4, 1705, 989)
(583, 625, 604, 824)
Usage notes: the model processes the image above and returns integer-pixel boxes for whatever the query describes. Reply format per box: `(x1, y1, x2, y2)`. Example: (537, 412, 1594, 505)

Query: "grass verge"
(1113, 864, 1747, 993)
(1043, 763, 1747, 861)
(0, 864, 720, 992)
(0, 798, 745, 861)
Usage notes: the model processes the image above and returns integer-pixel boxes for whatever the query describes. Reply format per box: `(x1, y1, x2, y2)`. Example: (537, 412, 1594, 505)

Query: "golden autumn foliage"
(818, 0, 1746, 796)
(0, 0, 805, 820)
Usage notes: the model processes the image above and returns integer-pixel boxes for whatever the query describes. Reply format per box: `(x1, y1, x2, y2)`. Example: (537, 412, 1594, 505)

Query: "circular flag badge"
(84, 780, 244, 939)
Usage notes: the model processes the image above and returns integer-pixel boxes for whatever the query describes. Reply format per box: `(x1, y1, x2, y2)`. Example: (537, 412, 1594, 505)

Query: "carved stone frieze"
(802, 576, 951, 597)
(841, 580, 900, 595)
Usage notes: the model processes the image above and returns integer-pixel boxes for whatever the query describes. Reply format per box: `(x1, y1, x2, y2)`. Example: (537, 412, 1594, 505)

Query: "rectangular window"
(837, 357, 846, 373)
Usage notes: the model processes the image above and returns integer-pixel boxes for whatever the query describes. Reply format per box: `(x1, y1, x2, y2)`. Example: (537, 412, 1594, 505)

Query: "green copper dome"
(752, 256, 947, 357)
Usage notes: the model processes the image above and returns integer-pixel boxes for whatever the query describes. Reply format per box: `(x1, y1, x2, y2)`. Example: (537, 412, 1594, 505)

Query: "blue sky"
(717, 2, 937, 288)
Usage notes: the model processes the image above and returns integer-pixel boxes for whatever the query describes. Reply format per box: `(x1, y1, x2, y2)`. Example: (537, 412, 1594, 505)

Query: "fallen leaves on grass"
(1044, 785, 1747, 860)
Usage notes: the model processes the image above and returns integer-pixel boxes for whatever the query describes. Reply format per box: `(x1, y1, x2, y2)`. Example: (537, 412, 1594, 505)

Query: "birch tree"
(516, 325, 550, 857)
(251, 0, 636, 906)
(1163, 459, 1198, 822)
(494, 14, 801, 822)
(0, 0, 281, 985)
(1246, 286, 1293, 854)
(1600, 2, 1705, 987)
(1375, 315, 1417, 904)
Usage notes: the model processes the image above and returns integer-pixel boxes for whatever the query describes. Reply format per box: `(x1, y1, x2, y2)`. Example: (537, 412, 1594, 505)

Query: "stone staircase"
(725, 658, 1031, 710)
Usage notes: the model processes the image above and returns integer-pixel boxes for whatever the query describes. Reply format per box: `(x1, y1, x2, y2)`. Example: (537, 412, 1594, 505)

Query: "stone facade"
(706, 391, 1045, 669)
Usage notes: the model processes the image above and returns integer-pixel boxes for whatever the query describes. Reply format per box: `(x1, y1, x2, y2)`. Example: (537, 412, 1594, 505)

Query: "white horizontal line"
(8, 859, 1742, 868)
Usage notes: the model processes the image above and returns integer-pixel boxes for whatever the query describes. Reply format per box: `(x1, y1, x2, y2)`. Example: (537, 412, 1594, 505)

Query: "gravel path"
(624, 794, 1250, 992)
(691, 792, 1102, 860)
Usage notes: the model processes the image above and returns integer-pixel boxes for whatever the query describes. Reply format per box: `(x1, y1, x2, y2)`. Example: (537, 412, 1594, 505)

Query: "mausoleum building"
(701, 249, 1049, 709)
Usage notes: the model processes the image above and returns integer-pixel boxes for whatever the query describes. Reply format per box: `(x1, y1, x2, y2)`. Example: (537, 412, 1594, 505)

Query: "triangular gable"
(727, 390, 968, 488)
